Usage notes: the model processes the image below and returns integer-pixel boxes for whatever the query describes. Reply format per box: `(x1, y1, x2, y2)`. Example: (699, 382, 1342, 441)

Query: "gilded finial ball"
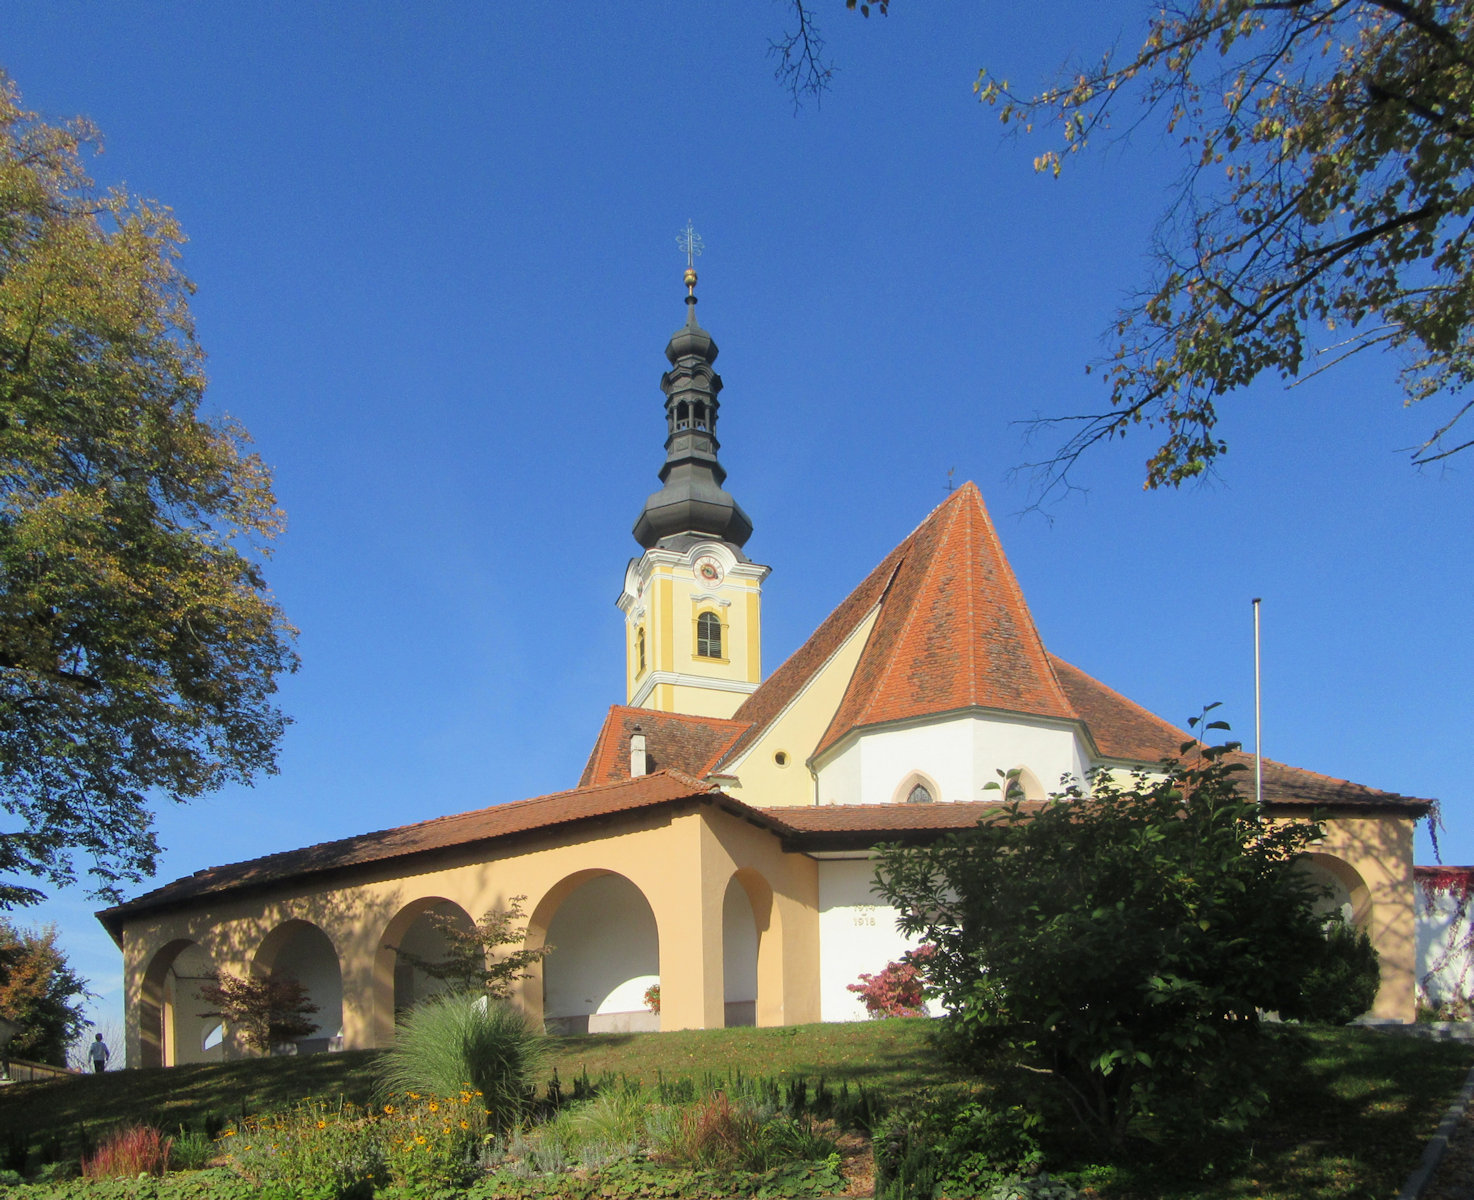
(684, 267, 698, 289)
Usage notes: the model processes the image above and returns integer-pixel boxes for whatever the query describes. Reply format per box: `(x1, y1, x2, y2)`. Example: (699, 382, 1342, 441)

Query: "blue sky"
(6, 3, 1470, 1030)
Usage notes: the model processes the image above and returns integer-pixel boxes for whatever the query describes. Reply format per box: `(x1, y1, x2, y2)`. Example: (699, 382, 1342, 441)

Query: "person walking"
(87, 1033, 109, 1073)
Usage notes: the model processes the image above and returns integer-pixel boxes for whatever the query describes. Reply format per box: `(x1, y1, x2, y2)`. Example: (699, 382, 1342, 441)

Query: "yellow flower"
(383, 1104, 396, 1115)
(459, 1120, 470, 1130)
(316, 1120, 326, 1129)
(428, 1101, 439, 1113)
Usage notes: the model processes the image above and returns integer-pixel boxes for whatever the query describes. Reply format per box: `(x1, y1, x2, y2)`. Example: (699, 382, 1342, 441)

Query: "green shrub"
(876, 735, 1335, 1147)
(1292, 920, 1381, 1025)
(378, 992, 546, 1133)
(874, 1089, 1045, 1200)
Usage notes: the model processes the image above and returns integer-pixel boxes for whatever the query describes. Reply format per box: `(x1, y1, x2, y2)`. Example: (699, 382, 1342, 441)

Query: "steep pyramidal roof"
(814, 482, 1075, 755)
(716, 482, 1077, 767)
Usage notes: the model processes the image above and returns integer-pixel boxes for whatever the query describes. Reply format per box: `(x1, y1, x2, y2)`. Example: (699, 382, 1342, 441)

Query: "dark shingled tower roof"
(632, 264, 753, 552)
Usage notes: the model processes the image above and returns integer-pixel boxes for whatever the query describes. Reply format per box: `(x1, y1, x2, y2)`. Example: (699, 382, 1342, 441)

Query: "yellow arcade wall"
(118, 801, 818, 1067)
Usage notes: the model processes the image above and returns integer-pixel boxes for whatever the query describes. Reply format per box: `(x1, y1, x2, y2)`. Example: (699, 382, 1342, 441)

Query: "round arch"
(1298, 852, 1372, 928)
(253, 919, 343, 1054)
(530, 871, 659, 1035)
(372, 897, 476, 1043)
(139, 939, 221, 1068)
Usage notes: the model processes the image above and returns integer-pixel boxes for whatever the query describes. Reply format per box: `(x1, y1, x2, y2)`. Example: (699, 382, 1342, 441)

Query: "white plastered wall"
(1417, 882, 1474, 1006)
(817, 857, 921, 1021)
(816, 712, 1090, 806)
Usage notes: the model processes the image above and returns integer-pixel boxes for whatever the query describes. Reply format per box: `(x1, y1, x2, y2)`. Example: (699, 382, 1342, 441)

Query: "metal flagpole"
(1253, 597, 1262, 806)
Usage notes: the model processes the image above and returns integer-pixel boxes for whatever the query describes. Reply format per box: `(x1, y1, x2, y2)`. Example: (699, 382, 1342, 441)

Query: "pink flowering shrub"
(847, 945, 933, 1017)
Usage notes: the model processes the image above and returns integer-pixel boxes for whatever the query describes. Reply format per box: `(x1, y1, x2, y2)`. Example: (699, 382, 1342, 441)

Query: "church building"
(100, 267, 1432, 1066)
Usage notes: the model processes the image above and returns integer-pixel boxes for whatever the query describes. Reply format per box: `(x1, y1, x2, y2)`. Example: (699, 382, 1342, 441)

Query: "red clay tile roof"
(1050, 653, 1187, 762)
(716, 484, 1078, 771)
(1237, 756, 1432, 815)
(816, 483, 1076, 757)
(1050, 651, 1431, 815)
(579, 706, 749, 787)
(97, 770, 722, 938)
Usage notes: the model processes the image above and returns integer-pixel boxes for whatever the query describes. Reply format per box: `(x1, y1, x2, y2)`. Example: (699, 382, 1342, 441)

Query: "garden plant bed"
(0, 1020, 1467, 1199)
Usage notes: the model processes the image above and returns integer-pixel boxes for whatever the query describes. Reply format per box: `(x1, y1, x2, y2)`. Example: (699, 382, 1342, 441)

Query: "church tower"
(618, 238, 769, 718)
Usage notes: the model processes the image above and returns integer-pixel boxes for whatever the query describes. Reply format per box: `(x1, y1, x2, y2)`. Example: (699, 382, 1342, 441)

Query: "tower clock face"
(694, 555, 725, 587)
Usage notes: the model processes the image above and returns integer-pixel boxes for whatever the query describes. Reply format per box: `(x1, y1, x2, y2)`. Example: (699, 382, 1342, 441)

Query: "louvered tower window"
(696, 611, 722, 659)
(636, 627, 646, 675)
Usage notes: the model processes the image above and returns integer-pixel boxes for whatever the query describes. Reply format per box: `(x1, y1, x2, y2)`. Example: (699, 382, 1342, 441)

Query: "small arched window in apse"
(906, 782, 934, 804)
(696, 611, 722, 659)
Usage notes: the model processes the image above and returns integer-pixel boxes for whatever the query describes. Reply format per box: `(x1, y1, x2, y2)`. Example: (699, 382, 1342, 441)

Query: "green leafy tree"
(0, 918, 89, 1065)
(0, 73, 297, 907)
(873, 725, 1336, 1148)
(196, 970, 319, 1054)
(975, 0, 1474, 492)
(392, 896, 551, 1000)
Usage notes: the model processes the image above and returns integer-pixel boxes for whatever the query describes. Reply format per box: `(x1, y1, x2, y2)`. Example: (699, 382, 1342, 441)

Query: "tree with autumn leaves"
(784, 1, 1474, 493)
(196, 971, 319, 1055)
(0, 72, 296, 908)
(0, 918, 88, 1066)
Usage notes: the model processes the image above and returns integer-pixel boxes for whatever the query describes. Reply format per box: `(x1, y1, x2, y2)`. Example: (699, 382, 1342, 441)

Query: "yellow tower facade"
(619, 540, 767, 718)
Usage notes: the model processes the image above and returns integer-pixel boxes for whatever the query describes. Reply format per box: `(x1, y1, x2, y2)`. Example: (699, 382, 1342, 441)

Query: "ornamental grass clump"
(654, 1091, 758, 1170)
(378, 991, 546, 1133)
(81, 1125, 172, 1179)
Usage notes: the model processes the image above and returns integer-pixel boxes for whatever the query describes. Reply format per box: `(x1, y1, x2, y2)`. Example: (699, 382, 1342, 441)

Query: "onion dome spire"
(632, 226, 753, 552)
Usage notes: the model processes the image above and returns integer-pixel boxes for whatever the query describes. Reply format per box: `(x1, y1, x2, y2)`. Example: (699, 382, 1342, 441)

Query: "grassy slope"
(0, 1021, 1468, 1200)
(0, 1021, 945, 1149)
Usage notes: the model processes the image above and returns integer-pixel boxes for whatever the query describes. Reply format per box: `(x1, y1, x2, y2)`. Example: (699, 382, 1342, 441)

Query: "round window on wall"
(774, 751, 789, 767)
